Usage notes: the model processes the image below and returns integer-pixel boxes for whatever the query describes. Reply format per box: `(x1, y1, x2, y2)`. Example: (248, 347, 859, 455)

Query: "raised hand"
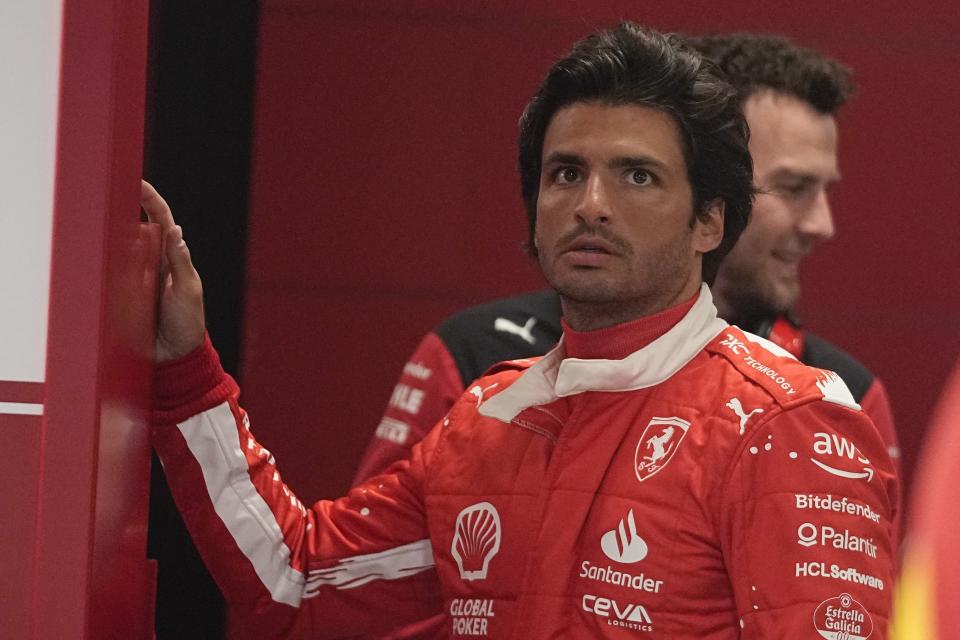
(141, 180, 207, 362)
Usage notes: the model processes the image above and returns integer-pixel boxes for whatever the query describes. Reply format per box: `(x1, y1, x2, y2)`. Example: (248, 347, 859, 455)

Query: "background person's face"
(713, 90, 839, 319)
(535, 101, 721, 325)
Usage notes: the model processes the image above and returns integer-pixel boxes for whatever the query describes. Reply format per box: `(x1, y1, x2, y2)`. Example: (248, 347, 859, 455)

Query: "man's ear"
(693, 198, 724, 254)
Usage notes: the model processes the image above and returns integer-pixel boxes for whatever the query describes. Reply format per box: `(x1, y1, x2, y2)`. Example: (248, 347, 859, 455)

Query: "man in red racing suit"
(146, 22, 897, 639)
(152, 287, 897, 638)
(354, 33, 899, 491)
(352, 38, 901, 637)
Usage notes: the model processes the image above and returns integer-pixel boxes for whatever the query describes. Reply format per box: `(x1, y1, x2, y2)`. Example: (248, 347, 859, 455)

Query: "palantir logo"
(451, 502, 501, 581)
(797, 523, 818, 547)
(601, 510, 648, 564)
(634, 417, 691, 482)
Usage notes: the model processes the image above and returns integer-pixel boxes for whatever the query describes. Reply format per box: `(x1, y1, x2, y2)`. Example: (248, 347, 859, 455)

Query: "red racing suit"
(353, 291, 900, 486)
(152, 288, 897, 638)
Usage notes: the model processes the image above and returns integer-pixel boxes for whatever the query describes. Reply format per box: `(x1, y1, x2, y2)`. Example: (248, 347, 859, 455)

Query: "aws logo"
(810, 432, 875, 482)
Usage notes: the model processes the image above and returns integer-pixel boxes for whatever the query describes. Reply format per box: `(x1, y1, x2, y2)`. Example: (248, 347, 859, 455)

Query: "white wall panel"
(0, 1, 63, 382)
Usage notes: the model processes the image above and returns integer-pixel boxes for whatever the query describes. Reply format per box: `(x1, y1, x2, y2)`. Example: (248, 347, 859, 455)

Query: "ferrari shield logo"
(634, 417, 691, 482)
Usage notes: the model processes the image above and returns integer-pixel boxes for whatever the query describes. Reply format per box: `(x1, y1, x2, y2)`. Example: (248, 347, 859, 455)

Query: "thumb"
(155, 224, 205, 362)
(166, 225, 194, 278)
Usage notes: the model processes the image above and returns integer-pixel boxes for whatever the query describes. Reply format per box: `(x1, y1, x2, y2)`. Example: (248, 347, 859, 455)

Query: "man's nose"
(798, 189, 835, 242)
(574, 175, 612, 225)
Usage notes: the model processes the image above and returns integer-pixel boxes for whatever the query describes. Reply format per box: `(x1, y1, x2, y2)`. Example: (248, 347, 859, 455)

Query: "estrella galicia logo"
(813, 592, 873, 639)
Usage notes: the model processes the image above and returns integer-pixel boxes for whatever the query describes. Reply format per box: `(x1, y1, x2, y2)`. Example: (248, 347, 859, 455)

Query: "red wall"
(241, 0, 960, 506)
(16, 0, 157, 637)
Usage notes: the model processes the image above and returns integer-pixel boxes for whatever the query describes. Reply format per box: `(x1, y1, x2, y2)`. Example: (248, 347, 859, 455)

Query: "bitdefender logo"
(451, 502, 501, 581)
(601, 510, 648, 564)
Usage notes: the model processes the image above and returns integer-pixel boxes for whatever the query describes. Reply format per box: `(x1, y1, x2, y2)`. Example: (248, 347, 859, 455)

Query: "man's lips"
(558, 235, 621, 268)
(563, 236, 619, 256)
(771, 249, 805, 264)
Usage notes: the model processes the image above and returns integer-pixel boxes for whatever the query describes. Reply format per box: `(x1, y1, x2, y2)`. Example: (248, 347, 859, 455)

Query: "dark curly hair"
(518, 22, 755, 285)
(687, 33, 853, 114)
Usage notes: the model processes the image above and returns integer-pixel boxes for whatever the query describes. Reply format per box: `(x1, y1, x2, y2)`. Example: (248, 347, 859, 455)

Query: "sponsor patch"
(374, 417, 410, 445)
(634, 417, 690, 482)
(797, 522, 878, 559)
(578, 561, 663, 594)
(601, 510, 648, 564)
(451, 502, 501, 581)
(813, 592, 873, 639)
(795, 494, 882, 524)
(810, 432, 875, 483)
(795, 562, 884, 591)
(450, 598, 496, 636)
(389, 383, 425, 414)
(582, 594, 654, 633)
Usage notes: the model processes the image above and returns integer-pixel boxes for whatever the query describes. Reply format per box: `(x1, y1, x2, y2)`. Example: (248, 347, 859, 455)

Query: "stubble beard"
(715, 254, 800, 324)
(545, 233, 696, 328)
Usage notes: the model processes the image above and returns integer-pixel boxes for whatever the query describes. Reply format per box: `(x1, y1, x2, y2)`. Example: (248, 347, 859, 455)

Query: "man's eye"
(629, 169, 652, 185)
(556, 167, 580, 184)
(776, 183, 812, 198)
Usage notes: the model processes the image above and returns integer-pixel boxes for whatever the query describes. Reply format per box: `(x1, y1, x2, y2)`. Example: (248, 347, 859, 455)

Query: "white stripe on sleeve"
(304, 539, 435, 595)
(177, 401, 436, 607)
(178, 402, 307, 607)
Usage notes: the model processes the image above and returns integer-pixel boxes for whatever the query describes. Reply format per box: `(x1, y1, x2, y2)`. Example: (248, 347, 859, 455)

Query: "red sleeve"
(721, 400, 898, 639)
(860, 378, 900, 470)
(353, 332, 465, 484)
(860, 378, 903, 551)
(151, 337, 443, 639)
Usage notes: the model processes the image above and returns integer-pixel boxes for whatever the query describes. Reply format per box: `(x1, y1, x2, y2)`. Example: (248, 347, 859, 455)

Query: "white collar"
(479, 284, 728, 422)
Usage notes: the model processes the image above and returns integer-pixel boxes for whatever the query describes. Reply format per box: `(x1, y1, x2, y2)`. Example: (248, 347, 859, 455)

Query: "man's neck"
(562, 289, 700, 360)
(560, 281, 701, 332)
(712, 290, 737, 325)
(712, 290, 780, 331)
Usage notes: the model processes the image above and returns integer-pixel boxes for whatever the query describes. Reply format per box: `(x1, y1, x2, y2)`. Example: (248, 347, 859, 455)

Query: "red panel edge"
(33, 0, 154, 637)
(0, 381, 45, 404)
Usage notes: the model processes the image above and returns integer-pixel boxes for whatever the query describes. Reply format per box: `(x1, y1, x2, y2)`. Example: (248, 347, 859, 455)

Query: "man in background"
(354, 33, 899, 487)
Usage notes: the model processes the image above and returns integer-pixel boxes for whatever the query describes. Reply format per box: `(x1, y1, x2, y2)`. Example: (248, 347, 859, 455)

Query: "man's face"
(713, 90, 839, 320)
(535, 101, 722, 326)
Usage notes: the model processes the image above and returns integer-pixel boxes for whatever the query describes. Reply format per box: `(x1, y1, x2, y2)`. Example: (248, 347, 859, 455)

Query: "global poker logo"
(451, 502, 501, 580)
(813, 593, 873, 639)
(634, 417, 690, 482)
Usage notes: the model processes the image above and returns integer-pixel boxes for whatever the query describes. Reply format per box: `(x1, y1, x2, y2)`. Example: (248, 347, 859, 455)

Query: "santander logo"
(451, 502, 502, 581)
(601, 510, 648, 564)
